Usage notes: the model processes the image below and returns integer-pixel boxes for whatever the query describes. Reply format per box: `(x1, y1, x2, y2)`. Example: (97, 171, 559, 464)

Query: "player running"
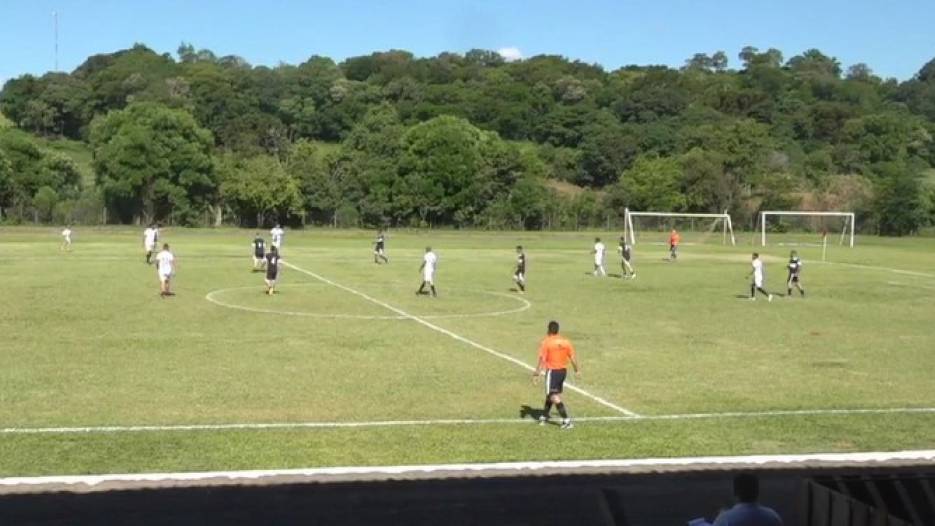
(373, 229, 389, 264)
(143, 224, 157, 264)
(592, 237, 607, 277)
(533, 320, 580, 430)
(668, 229, 681, 261)
(264, 246, 283, 295)
(155, 243, 176, 297)
(787, 250, 805, 297)
(270, 224, 284, 252)
(60, 225, 73, 251)
(416, 246, 438, 297)
(748, 252, 773, 302)
(252, 232, 266, 271)
(513, 245, 527, 293)
(617, 236, 635, 279)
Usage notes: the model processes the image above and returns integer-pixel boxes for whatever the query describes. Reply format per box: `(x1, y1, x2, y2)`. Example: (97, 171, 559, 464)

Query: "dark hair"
(163, 243, 169, 250)
(595, 237, 601, 242)
(752, 252, 759, 258)
(516, 245, 523, 250)
(547, 321, 559, 335)
(733, 473, 759, 503)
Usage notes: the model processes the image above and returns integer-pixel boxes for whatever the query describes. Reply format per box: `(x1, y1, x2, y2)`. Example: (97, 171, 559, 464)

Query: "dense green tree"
(218, 154, 302, 226)
(90, 102, 214, 224)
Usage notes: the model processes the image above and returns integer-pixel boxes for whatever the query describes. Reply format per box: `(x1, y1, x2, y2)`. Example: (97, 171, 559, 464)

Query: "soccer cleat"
(560, 419, 574, 429)
(538, 415, 548, 426)
(749, 297, 756, 301)
(768, 294, 774, 302)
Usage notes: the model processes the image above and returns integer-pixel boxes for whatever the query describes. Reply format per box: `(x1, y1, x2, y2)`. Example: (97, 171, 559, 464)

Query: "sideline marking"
(3, 450, 935, 488)
(4, 407, 934, 435)
(205, 283, 532, 320)
(282, 261, 639, 417)
(819, 261, 935, 280)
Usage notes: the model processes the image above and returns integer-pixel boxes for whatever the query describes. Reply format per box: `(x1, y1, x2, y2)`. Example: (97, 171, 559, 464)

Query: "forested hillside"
(2, 44, 934, 233)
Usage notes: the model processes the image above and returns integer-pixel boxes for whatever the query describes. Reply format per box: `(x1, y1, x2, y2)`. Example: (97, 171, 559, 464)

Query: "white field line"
(204, 284, 532, 320)
(283, 261, 639, 417)
(3, 450, 935, 488)
(816, 260, 935, 280)
(4, 407, 935, 435)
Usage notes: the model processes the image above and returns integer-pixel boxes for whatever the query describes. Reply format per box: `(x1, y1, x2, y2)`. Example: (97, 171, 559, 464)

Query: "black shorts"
(546, 369, 567, 395)
(266, 272, 278, 281)
(788, 275, 800, 283)
(255, 251, 265, 259)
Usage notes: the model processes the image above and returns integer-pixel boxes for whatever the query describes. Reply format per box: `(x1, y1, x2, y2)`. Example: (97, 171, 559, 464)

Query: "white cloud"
(497, 47, 523, 62)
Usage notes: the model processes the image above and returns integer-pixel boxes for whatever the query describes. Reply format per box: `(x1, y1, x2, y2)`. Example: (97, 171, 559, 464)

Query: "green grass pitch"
(1, 227, 934, 476)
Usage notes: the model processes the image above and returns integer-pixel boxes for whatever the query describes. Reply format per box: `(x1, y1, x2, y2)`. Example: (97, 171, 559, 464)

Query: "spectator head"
(733, 473, 760, 503)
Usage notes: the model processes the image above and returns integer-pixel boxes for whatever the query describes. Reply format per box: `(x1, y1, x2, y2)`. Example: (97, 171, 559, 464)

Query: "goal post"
(760, 211, 855, 247)
(624, 208, 736, 246)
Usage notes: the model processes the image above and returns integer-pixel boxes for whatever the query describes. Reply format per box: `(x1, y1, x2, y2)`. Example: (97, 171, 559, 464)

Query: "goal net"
(759, 211, 855, 247)
(624, 209, 736, 246)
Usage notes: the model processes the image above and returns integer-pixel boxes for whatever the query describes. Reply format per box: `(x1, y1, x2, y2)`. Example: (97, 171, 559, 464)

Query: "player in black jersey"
(617, 236, 636, 279)
(786, 250, 805, 297)
(513, 245, 526, 292)
(264, 246, 283, 295)
(252, 233, 266, 272)
(373, 229, 389, 264)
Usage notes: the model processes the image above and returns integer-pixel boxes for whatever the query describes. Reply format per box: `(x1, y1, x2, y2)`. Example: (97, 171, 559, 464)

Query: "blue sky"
(2, 0, 933, 85)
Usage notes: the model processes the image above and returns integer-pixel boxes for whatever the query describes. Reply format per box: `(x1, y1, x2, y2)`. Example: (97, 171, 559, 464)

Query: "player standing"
(513, 245, 527, 292)
(592, 237, 606, 277)
(617, 236, 635, 279)
(60, 225, 73, 251)
(373, 229, 389, 264)
(270, 223, 284, 253)
(417, 246, 438, 297)
(532, 320, 580, 430)
(155, 243, 176, 297)
(264, 246, 283, 295)
(748, 253, 773, 302)
(668, 229, 681, 261)
(143, 224, 157, 264)
(252, 232, 266, 271)
(787, 250, 805, 297)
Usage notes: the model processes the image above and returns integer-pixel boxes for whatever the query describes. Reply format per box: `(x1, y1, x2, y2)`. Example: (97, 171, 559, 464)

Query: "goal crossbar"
(624, 208, 736, 245)
(760, 211, 855, 247)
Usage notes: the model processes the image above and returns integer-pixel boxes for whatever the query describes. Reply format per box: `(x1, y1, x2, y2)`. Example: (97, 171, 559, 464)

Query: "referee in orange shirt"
(533, 320, 580, 429)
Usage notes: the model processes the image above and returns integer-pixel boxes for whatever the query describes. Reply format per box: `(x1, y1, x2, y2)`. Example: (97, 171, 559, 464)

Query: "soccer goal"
(623, 208, 736, 246)
(759, 211, 855, 248)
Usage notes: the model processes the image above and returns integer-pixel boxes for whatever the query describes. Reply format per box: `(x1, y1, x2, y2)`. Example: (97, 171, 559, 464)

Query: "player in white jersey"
(60, 226, 73, 251)
(143, 224, 157, 264)
(417, 246, 438, 297)
(592, 237, 607, 277)
(155, 243, 176, 297)
(270, 224, 285, 252)
(747, 252, 773, 302)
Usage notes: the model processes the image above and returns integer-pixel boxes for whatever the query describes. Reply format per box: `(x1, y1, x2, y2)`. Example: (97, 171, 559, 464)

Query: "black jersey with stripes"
(265, 253, 280, 279)
(254, 237, 266, 257)
(516, 253, 526, 274)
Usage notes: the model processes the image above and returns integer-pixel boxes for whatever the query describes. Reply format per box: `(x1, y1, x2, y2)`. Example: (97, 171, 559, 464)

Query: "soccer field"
(1, 227, 934, 477)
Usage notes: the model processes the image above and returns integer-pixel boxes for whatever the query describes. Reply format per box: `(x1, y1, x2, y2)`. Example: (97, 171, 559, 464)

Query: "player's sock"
(750, 284, 756, 298)
(543, 398, 552, 417)
(430, 285, 437, 297)
(417, 282, 425, 294)
(556, 403, 568, 419)
(788, 288, 792, 296)
(518, 281, 525, 292)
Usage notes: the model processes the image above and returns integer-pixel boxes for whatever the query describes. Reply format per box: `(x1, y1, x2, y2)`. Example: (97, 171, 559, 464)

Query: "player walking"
(592, 237, 607, 277)
(617, 236, 635, 279)
(143, 224, 157, 264)
(373, 230, 389, 264)
(270, 224, 284, 253)
(787, 250, 805, 297)
(533, 320, 580, 429)
(264, 246, 283, 295)
(252, 232, 266, 271)
(60, 225, 73, 251)
(748, 253, 773, 302)
(668, 229, 681, 261)
(513, 245, 527, 292)
(417, 246, 438, 297)
(155, 243, 176, 297)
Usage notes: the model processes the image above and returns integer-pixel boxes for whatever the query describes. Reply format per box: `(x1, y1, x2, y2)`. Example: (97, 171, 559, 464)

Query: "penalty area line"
(4, 407, 934, 435)
(283, 262, 640, 417)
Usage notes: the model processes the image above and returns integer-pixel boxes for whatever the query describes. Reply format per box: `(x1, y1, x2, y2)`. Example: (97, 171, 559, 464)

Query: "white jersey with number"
(270, 227, 284, 248)
(752, 258, 764, 287)
(156, 250, 174, 277)
(422, 252, 437, 282)
(594, 242, 606, 265)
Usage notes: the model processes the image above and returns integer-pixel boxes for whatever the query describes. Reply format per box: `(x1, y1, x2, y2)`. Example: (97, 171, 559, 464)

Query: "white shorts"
(272, 240, 282, 249)
(754, 275, 764, 288)
(423, 270, 435, 284)
(145, 242, 155, 252)
(594, 258, 604, 266)
(158, 271, 172, 283)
